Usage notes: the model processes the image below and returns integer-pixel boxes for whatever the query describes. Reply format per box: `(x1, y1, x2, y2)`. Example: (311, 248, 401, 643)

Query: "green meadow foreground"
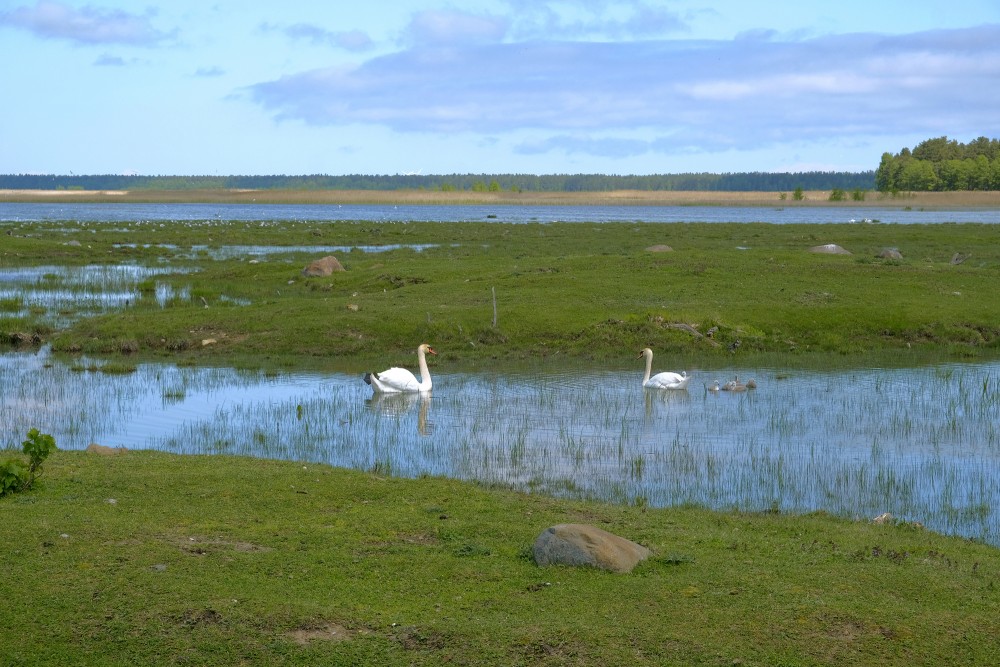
(3, 203, 1000, 664)
(3, 451, 1000, 666)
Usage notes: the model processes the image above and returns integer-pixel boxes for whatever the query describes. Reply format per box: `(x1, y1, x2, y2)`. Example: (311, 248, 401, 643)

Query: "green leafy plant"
(0, 428, 57, 497)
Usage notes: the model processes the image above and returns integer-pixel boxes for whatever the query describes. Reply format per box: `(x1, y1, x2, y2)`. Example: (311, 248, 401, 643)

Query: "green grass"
(4, 216, 1000, 664)
(2, 450, 999, 666)
(3, 220, 1000, 369)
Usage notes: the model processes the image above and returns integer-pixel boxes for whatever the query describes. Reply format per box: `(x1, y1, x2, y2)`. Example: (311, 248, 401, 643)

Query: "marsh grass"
(2, 450, 1000, 666)
(3, 219, 1000, 365)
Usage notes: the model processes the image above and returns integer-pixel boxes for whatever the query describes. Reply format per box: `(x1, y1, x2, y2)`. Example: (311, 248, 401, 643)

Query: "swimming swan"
(364, 344, 436, 393)
(638, 348, 690, 390)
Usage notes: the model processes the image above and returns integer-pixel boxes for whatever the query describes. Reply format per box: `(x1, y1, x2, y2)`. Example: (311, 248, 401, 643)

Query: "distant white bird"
(364, 344, 436, 393)
(637, 348, 690, 390)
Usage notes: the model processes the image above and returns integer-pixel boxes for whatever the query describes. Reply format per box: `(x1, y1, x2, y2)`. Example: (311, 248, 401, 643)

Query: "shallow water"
(2, 202, 1000, 224)
(0, 265, 194, 326)
(2, 348, 998, 545)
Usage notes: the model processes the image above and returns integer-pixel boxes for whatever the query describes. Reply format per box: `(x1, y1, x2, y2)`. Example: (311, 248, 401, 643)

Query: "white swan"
(638, 347, 690, 390)
(364, 344, 436, 393)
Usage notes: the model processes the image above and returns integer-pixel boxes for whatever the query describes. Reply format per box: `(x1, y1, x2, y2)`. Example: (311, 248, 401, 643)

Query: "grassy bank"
(2, 450, 999, 666)
(3, 219, 1000, 367)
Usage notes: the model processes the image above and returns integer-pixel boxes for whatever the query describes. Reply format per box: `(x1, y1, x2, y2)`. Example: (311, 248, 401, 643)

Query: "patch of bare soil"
(288, 623, 354, 645)
(171, 535, 272, 554)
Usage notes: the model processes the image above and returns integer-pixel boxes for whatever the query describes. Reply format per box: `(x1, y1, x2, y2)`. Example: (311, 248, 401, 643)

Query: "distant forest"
(0, 171, 875, 193)
(876, 136, 1000, 192)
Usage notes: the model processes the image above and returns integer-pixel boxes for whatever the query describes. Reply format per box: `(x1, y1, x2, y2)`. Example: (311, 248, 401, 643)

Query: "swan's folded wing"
(371, 366, 420, 392)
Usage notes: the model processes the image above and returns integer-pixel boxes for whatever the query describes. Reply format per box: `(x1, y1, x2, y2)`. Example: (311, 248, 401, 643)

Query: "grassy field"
(3, 450, 999, 666)
(2, 216, 999, 369)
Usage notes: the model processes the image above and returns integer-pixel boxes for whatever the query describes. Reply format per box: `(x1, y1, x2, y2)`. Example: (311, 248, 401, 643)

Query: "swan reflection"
(366, 392, 433, 436)
(643, 385, 692, 416)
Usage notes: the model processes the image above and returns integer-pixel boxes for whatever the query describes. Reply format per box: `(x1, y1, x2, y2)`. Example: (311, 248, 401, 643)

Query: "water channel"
(2, 346, 999, 545)
(3, 201, 1000, 224)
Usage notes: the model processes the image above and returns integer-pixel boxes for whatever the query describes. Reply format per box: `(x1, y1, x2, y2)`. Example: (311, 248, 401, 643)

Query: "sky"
(2, 0, 999, 177)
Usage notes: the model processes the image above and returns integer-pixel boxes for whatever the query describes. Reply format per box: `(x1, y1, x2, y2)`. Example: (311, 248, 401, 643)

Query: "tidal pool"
(2, 347, 999, 545)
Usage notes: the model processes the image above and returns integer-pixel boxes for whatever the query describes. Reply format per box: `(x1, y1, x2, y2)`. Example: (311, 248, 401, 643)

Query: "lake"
(2, 201, 1000, 224)
(2, 347, 998, 545)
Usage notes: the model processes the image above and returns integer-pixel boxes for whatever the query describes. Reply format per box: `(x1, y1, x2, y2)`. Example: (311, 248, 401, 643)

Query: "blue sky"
(2, 0, 999, 176)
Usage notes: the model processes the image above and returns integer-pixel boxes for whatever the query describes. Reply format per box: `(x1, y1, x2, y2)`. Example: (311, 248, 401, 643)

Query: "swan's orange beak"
(426, 346, 437, 355)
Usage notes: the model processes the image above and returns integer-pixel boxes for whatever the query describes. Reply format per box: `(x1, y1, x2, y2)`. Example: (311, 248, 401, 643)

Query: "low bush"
(0, 428, 57, 497)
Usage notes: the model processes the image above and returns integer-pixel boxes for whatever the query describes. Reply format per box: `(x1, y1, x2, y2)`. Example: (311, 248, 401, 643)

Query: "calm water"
(2, 201, 1000, 224)
(2, 347, 998, 545)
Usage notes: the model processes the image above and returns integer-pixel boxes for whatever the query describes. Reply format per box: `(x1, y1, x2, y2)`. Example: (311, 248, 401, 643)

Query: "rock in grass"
(645, 244, 674, 252)
(302, 256, 345, 277)
(86, 443, 128, 455)
(878, 248, 903, 259)
(810, 244, 851, 255)
(533, 524, 651, 573)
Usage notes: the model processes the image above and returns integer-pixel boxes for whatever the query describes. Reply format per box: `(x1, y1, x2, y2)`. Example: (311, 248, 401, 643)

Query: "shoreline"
(3, 188, 1000, 207)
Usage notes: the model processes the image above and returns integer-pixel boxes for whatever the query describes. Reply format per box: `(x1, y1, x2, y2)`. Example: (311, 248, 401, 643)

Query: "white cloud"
(401, 10, 508, 46)
(247, 24, 1000, 159)
(280, 23, 374, 52)
(0, 0, 172, 46)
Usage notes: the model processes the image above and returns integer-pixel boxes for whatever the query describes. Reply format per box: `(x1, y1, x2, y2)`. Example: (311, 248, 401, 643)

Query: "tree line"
(875, 136, 1000, 192)
(0, 171, 874, 193)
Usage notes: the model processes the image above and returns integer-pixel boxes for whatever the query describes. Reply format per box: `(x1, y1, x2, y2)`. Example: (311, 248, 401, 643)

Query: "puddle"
(112, 243, 440, 260)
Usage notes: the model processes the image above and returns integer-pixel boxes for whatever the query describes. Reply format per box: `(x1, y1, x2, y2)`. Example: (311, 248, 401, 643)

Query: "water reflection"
(2, 347, 999, 545)
(366, 392, 434, 437)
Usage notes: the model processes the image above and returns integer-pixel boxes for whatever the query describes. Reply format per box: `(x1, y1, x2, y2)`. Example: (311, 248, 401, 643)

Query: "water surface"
(2, 202, 999, 224)
(2, 348, 998, 545)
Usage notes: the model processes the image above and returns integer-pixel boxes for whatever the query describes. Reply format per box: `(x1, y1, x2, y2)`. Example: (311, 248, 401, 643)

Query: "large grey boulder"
(301, 256, 345, 277)
(533, 524, 651, 573)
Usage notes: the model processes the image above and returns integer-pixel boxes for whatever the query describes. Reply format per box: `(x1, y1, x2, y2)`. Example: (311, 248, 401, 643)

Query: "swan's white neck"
(416, 347, 432, 391)
(642, 349, 653, 385)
